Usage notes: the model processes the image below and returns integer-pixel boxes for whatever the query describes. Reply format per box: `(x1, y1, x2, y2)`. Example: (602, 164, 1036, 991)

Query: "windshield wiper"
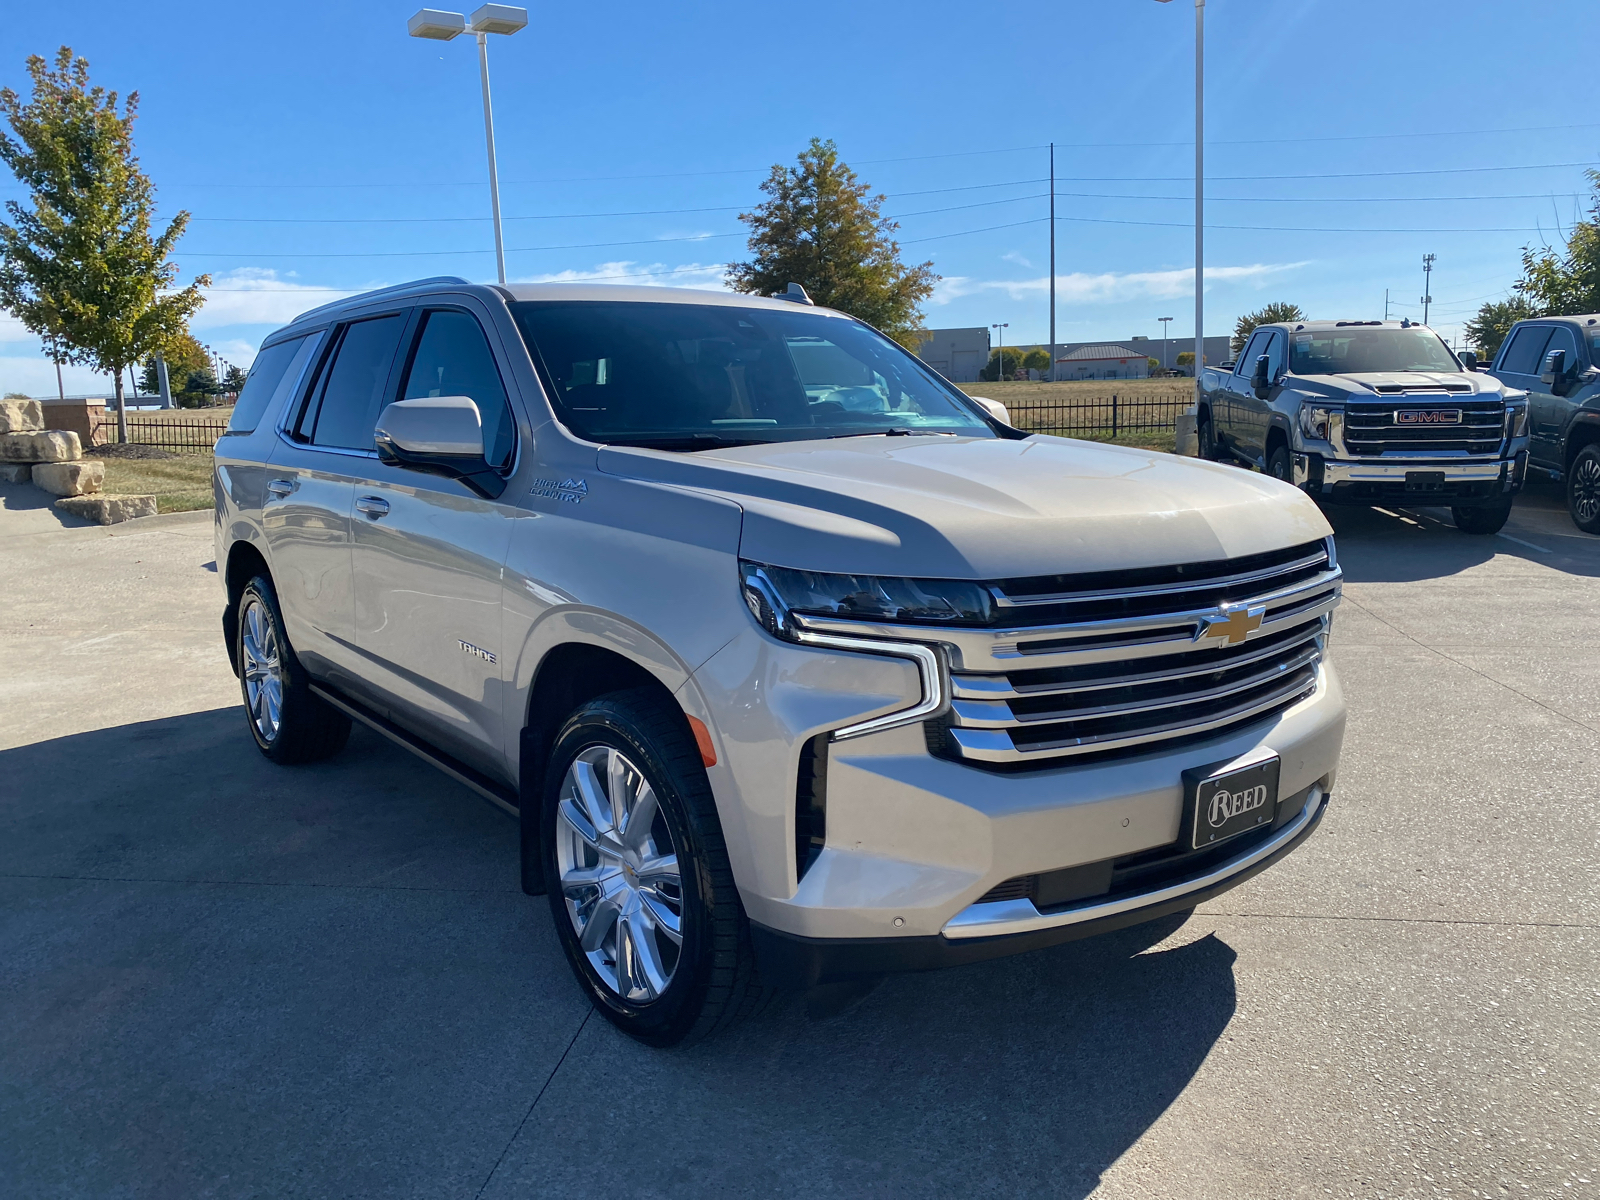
(610, 433, 771, 451)
(825, 428, 960, 439)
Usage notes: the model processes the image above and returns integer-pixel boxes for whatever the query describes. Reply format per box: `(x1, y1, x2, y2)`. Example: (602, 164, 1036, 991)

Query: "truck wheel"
(1451, 498, 1513, 535)
(1568, 444, 1600, 534)
(1266, 444, 1292, 482)
(1198, 412, 1218, 460)
(236, 574, 351, 763)
(542, 688, 767, 1047)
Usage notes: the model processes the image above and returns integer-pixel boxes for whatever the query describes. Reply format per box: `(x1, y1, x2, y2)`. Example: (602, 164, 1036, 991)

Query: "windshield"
(1290, 328, 1461, 375)
(510, 300, 994, 448)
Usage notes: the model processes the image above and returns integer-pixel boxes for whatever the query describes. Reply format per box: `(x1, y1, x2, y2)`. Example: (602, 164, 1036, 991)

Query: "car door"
(347, 304, 520, 777)
(1493, 323, 1555, 466)
(1240, 329, 1285, 463)
(1527, 324, 1579, 464)
(262, 314, 408, 679)
(1223, 331, 1270, 455)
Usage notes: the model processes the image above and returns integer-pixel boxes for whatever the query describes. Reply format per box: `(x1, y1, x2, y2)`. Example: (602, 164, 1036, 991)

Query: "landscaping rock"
(0, 430, 82, 463)
(0, 398, 43, 433)
(0, 463, 31, 483)
(54, 494, 157, 525)
(31, 460, 105, 497)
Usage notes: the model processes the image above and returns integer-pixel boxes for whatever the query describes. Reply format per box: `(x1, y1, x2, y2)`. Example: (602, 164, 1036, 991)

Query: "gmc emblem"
(1395, 409, 1462, 425)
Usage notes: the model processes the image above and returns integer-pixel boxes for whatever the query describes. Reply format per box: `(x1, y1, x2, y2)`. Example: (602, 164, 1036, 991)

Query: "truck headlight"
(741, 561, 993, 640)
(1299, 406, 1337, 441)
(1505, 404, 1528, 437)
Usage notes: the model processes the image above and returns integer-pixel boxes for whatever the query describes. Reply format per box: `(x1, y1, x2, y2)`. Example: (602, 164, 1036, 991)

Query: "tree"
(1232, 302, 1306, 354)
(981, 347, 1026, 382)
(181, 365, 220, 408)
(727, 138, 937, 349)
(139, 328, 209, 396)
(0, 48, 208, 443)
(1022, 347, 1051, 374)
(222, 363, 247, 395)
(1465, 297, 1536, 359)
(1513, 169, 1600, 317)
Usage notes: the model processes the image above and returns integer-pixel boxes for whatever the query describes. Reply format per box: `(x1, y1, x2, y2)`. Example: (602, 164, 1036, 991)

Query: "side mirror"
(969, 396, 1012, 426)
(1541, 348, 1570, 395)
(1458, 350, 1478, 371)
(374, 396, 506, 499)
(1251, 354, 1271, 399)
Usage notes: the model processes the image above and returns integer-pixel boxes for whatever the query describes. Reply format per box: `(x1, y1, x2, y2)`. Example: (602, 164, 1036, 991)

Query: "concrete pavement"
(1, 476, 1596, 1198)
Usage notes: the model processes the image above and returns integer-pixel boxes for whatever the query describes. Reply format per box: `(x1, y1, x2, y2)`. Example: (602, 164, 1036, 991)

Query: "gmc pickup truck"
(215, 278, 1345, 1045)
(1198, 320, 1529, 534)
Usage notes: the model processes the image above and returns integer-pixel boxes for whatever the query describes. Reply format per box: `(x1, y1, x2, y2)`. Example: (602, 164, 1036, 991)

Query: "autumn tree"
(0, 48, 208, 441)
(1232, 302, 1306, 354)
(728, 138, 936, 349)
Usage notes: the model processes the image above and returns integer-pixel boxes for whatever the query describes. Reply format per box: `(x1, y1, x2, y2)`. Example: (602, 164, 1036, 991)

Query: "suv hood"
(1299, 370, 1503, 398)
(598, 435, 1331, 579)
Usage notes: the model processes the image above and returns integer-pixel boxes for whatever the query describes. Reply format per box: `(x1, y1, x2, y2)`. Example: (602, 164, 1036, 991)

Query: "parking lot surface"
(2, 475, 1596, 1198)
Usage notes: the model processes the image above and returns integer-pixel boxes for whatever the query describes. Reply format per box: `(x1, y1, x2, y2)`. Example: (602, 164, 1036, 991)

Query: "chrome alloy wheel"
(556, 745, 684, 1004)
(239, 597, 285, 743)
(1574, 453, 1600, 525)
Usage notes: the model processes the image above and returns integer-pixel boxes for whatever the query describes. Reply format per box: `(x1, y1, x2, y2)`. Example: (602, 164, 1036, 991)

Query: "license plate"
(1404, 470, 1446, 493)
(1184, 753, 1281, 849)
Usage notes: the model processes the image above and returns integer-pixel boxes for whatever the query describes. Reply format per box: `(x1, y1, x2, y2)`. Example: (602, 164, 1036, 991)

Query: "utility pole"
(1048, 142, 1057, 383)
(991, 323, 1009, 380)
(1384, 288, 1390, 321)
(1159, 316, 1174, 370)
(1421, 254, 1435, 326)
(1193, 0, 1204, 395)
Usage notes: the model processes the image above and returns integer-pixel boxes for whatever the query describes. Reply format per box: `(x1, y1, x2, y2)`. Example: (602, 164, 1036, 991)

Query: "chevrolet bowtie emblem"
(1195, 605, 1266, 645)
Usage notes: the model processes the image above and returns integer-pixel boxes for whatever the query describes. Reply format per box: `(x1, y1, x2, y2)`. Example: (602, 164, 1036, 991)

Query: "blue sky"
(3, 0, 1599, 395)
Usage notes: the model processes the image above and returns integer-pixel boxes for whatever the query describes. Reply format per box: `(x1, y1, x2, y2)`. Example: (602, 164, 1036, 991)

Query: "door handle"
(266, 478, 295, 499)
(355, 495, 390, 518)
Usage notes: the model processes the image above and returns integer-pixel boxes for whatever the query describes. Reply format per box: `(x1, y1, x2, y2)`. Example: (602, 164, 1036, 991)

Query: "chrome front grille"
(929, 540, 1339, 767)
(1342, 396, 1504, 456)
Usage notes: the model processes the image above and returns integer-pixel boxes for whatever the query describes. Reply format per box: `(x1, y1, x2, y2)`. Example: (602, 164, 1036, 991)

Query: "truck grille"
(1343, 395, 1504, 456)
(926, 540, 1340, 768)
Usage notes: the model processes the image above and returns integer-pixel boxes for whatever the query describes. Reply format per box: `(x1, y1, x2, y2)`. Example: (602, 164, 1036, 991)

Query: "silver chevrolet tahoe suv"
(1199, 320, 1529, 534)
(215, 277, 1346, 1046)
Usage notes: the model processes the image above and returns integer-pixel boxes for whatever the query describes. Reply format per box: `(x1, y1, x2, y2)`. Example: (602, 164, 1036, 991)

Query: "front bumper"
(1292, 451, 1527, 502)
(753, 787, 1328, 988)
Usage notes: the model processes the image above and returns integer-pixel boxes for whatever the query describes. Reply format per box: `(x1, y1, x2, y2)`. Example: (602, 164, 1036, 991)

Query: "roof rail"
(291, 276, 473, 325)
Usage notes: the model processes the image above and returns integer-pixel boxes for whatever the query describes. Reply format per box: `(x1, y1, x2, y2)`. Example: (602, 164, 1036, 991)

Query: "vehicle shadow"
(1326, 483, 1600, 584)
(1, 707, 1236, 1198)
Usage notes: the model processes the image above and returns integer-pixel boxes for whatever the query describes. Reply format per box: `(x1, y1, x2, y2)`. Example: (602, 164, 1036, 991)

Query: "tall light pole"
(991, 323, 1009, 380)
(1048, 142, 1057, 383)
(1156, 0, 1203, 395)
(1421, 253, 1435, 326)
(1159, 316, 1174, 370)
(409, 4, 529, 286)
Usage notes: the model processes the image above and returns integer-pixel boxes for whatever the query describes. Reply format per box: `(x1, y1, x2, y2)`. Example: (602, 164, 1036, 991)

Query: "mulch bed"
(84, 443, 181, 460)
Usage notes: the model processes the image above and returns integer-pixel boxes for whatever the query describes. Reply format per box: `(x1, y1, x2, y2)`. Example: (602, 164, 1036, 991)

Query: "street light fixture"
(1155, 0, 1203, 399)
(991, 323, 1009, 381)
(408, 4, 529, 286)
(1158, 316, 1174, 371)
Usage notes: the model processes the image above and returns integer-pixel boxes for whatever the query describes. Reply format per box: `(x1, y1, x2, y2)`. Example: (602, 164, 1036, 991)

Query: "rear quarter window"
(225, 335, 313, 435)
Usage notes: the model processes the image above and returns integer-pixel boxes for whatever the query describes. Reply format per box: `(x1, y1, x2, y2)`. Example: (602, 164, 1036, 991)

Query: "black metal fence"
(93, 416, 229, 453)
(1002, 393, 1190, 439)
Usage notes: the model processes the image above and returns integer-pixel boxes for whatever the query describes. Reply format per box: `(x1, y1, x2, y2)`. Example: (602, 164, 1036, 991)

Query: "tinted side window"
(1544, 325, 1578, 369)
(402, 310, 515, 469)
(227, 336, 312, 435)
(1236, 332, 1270, 375)
(1264, 331, 1286, 381)
(309, 315, 406, 449)
(1499, 325, 1554, 375)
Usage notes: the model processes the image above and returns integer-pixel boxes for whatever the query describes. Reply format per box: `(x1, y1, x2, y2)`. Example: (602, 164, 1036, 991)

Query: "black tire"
(1568, 444, 1600, 534)
(1266, 443, 1292, 482)
(1198, 412, 1218, 460)
(235, 574, 351, 764)
(541, 688, 767, 1047)
(1451, 498, 1513, 535)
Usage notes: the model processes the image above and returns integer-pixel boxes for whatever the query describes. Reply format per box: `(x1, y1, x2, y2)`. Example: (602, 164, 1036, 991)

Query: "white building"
(1055, 344, 1150, 380)
(915, 328, 990, 383)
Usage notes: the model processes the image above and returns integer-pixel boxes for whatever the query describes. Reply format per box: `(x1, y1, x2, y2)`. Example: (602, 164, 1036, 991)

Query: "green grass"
(85, 452, 214, 513)
(959, 380, 1189, 453)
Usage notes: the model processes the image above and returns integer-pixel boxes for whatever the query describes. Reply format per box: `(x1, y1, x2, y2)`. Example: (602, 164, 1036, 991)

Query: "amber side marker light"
(686, 716, 718, 767)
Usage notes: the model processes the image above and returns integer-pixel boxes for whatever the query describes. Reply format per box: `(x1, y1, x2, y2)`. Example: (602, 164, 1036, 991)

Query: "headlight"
(1505, 404, 1528, 438)
(1299, 405, 1337, 441)
(741, 561, 993, 640)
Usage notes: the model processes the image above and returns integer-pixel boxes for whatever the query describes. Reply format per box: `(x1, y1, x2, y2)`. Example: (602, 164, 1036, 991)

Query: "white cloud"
(932, 262, 1310, 306)
(512, 260, 732, 290)
(189, 268, 379, 329)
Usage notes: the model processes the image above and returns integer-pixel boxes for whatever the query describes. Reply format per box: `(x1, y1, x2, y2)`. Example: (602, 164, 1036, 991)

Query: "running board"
(310, 684, 519, 818)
